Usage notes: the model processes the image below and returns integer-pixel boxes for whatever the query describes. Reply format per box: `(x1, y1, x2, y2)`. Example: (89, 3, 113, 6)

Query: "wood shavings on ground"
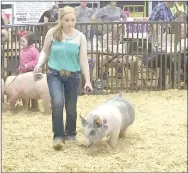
(2, 89, 187, 172)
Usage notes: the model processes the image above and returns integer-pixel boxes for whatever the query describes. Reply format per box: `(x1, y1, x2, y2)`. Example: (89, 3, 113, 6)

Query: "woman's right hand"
(34, 64, 41, 74)
(33, 65, 43, 81)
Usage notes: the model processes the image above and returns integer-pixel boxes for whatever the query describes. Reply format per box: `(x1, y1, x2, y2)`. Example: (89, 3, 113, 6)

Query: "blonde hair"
(53, 6, 76, 42)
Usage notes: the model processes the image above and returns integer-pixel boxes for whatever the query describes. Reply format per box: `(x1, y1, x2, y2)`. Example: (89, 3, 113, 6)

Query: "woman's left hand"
(84, 82, 93, 93)
(24, 64, 28, 69)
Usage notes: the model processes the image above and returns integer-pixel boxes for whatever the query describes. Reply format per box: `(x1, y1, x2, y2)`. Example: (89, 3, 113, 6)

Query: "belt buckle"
(60, 69, 71, 77)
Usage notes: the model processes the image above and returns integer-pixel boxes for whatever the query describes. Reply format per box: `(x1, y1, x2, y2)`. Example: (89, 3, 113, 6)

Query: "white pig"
(80, 93, 135, 149)
(4, 72, 51, 114)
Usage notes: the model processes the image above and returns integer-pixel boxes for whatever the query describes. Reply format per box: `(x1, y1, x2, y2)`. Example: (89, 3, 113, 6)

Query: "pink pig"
(4, 72, 51, 114)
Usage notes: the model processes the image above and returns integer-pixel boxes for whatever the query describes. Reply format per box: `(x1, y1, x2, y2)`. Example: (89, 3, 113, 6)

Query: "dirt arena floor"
(2, 89, 187, 172)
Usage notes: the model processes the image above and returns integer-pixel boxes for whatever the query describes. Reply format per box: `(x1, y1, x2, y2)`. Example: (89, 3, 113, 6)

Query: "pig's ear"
(94, 116, 102, 128)
(80, 115, 88, 125)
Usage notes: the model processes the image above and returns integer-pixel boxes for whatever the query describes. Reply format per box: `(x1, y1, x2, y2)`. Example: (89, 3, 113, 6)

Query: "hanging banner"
(14, 2, 55, 24)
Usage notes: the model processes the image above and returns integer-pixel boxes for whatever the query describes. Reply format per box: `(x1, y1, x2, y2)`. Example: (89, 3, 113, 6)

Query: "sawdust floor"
(2, 89, 187, 172)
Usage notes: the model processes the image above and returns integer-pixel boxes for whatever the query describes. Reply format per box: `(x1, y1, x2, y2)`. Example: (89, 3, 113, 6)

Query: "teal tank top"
(48, 31, 82, 72)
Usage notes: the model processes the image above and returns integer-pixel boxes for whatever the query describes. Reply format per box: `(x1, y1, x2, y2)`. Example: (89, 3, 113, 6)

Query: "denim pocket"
(47, 69, 59, 76)
(70, 72, 81, 79)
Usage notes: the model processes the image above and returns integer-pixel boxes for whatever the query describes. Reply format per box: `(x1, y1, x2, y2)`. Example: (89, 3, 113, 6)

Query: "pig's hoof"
(79, 141, 91, 148)
(78, 142, 85, 147)
(119, 132, 126, 138)
(109, 142, 117, 149)
(109, 145, 116, 149)
(106, 143, 111, 151)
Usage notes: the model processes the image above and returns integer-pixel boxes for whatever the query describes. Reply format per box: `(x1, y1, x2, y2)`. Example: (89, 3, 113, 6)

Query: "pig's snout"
(81, 136, 94, 148)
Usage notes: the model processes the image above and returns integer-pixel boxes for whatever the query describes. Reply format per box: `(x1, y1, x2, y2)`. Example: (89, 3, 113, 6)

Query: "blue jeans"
(47, 67, 80, 140)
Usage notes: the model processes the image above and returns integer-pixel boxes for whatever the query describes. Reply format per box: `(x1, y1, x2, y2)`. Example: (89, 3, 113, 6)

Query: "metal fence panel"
(1, 21, 187, 96)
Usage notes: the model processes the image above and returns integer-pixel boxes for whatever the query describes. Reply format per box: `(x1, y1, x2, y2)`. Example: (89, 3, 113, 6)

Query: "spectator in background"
(148, 1, 175, 46)
(37, 5, 59, 47)
(91, 1, 127, 22)
(171, 1, 187, 16)
(146, 1, 176, 90)
(91, 1, 127, 36)
(38, 5, 59, 23)
(74, 0, 94, 40)
(149, 1, 175, 21)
